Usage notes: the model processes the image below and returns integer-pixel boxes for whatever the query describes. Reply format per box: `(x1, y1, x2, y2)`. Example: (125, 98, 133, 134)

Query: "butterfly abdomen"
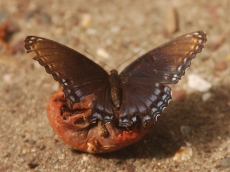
(109, 70, 122, 108)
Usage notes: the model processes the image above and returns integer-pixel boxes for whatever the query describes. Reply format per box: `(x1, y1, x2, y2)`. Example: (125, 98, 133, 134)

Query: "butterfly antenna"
(84, 50, 113, 70)
(116, 50, 141, 71)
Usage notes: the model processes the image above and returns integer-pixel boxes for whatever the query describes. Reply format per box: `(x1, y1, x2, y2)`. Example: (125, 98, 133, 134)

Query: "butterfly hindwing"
(119, 80, 172, 127)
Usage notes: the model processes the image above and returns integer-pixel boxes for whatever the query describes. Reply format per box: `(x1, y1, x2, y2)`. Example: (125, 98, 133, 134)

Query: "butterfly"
(24, 31, 207, 127)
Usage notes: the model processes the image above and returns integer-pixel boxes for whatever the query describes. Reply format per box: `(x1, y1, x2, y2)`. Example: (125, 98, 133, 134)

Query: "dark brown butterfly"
(24, 31, 207, 127)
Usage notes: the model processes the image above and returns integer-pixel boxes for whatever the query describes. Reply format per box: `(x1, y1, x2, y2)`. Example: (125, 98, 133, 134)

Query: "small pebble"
(25, 10, 51, 24)
(54, 165, 59, 169)
(214, 61, 227, 71)
(0, 146, 6, 151)
(164, 6, 178, 34)
(173, 146, 193, 162)
(172, 89, 186, 101)
(31, 148, 36, 152)
(38, 12, 51, 24)
(82, 155, 89, 161)
(188, 74, 212, 92)
(0, 55, 17, 67)
(21, 148, 29, 154)
(80, 14, 92, 28)
(111, 26, 120, 33)
(97, 48, 110, 59)
(210, 37, 225, 50)
(225, 54, 230, 61)
(86, 28, 97, 35)
(52, 82, 60, 91)
(125, 164, 136, 172)
(202, 92, 212, 102)
(185, 141, 192, 147)
(58, 153, 65, 160)
(105, 39, 112, 46)
(28, 162, 39, 169)
(3, 74, 13, 84)
(220, 157, 230, 167)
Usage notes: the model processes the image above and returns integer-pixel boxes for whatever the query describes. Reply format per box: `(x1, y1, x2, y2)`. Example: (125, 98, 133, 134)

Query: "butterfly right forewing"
(120, 31, 207, 84)
(118, 31, 207, 127)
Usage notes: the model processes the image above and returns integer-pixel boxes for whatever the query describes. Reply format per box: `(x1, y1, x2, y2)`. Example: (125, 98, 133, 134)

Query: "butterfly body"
(109, 70, 122, 108)
(25, 31, 207, 128)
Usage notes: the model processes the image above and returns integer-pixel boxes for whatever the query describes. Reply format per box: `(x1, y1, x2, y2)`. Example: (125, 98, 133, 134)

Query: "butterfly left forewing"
(25, 36, 115, 123)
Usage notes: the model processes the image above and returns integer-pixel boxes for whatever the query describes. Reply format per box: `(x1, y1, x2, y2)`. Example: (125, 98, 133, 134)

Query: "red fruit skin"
(46, 90, 153, 153)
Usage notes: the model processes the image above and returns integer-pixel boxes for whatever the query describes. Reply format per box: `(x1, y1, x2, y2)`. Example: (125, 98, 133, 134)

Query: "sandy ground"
(0, 0, 230, 171)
